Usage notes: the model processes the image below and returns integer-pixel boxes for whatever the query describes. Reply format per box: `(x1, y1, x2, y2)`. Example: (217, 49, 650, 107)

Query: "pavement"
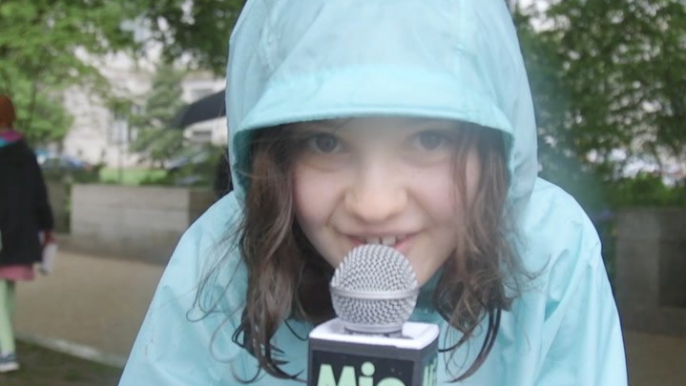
(11, 249, 686, 385)
(14, 251, 164, 367)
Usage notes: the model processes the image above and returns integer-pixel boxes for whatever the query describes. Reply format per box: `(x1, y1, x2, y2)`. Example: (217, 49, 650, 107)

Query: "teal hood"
(227, 0, 537, 215)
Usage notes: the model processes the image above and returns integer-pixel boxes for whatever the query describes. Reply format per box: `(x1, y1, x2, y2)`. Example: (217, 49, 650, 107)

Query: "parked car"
(164, 147, 213, 173)
(164, 146, 223, 187)
(35, 150, 93, 171)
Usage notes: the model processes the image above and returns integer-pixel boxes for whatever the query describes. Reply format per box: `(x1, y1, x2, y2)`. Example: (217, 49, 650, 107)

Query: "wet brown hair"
(0, 95, 17, 128)
(217, 121, 523, 382)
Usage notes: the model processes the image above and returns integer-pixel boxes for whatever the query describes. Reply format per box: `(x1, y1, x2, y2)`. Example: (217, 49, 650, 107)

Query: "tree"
(515, 0, 686, 212)
(518, 0, 686, 180)
(137, 0, 246, 74)
(129, 63, 186, 168)
(0, 0, 246, 145)
(0, 66, 73, 145)
(0, 0, 141, 144)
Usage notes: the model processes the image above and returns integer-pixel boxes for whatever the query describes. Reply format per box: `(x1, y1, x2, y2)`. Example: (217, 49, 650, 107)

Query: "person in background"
(213, 152, 233, 200)
(0, 94, 55, 373)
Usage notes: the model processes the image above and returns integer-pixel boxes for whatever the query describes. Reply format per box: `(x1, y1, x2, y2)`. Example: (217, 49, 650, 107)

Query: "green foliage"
(606, 173, 686, 208)
(0, 67, 73, 145)
(131, 128, 186, 168)
(515, 2, 686, 281)
(516, 0, 686, 211)
(42, 164, 104, 185)
(0, 0, 246, 144)
(129, 63, 186, 167)
(0, 0, 140, 144)
(0, 0, 139, 85)
(130, 64, 186, 128)
(98, 168, 168, 186)
(163, 145, 225, 187)
(138, 0, 246, 74)
(521, 0, 686, 165)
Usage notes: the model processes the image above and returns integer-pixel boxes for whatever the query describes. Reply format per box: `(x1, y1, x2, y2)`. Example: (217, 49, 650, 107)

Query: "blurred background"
(1, 0, 685, 385)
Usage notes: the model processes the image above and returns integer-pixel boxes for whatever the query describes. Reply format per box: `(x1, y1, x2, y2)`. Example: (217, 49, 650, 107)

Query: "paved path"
(14, 251, 164, 366)
(11, 250, 686, 385)
(625, 330, 686, 386)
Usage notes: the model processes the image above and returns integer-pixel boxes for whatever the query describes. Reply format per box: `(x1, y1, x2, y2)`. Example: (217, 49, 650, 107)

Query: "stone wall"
(616, 209, 686, 336)
(66, 184, 215, 265)
(46, 181, 69, 233)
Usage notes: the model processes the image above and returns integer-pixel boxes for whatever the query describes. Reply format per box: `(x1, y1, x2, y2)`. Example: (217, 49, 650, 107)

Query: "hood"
(226, 0, 538, 215)
(0, 129, 23, 148)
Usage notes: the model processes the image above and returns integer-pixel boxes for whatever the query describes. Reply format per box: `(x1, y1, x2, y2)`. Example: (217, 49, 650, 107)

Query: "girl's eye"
(414, 130, 450, 151)
(307, 133, 342, 154)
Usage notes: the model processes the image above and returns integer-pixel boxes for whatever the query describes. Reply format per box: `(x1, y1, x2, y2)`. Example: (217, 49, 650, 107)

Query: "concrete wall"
(616, 209, 686, 336)
(67, 184, 215, 265)
(46, 181, 69, 233)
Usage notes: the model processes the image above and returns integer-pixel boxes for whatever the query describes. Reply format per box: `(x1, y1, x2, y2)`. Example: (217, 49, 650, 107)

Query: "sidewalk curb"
(16, 332, 127, 369)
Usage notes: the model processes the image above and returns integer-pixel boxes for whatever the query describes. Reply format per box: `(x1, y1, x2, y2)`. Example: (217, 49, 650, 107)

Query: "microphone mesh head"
(330, 244, 419, 334)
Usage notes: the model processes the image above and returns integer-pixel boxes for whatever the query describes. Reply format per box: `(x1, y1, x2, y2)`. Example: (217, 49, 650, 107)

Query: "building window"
(189, 128, 212, 143)
(108, 113, 131, 145)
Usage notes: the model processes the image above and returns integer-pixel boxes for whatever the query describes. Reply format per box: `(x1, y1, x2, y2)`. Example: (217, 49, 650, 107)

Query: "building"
(61, 52, 225, 168)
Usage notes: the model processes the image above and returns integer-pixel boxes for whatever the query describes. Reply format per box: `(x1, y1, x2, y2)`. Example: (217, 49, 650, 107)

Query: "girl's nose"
(344, 162, 408, 224)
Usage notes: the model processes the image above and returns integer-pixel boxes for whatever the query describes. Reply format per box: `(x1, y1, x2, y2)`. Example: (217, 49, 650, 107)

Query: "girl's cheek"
(410, 150, 480, 212)
(293, 165, 344, 218)
(408, 165, 461, 210)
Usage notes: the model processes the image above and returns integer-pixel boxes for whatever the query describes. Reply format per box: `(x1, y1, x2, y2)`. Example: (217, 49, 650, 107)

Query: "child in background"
(119, 1, 627, 384)
(0, 95, 55, 373)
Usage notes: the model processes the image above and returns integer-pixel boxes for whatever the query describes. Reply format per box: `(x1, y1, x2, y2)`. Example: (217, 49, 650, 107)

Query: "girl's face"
(292, 117, 481, 285)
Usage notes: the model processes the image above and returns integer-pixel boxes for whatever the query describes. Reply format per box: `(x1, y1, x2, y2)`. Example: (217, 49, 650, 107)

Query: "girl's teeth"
(362, 236, 399, 246)
(381, 236, 396, 246)
(365, 237, 381, 244)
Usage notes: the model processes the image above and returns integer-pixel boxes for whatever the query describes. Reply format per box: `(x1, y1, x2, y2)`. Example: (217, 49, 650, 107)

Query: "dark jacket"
(0, 139, 54, 266)
(213, 153, 233, 200)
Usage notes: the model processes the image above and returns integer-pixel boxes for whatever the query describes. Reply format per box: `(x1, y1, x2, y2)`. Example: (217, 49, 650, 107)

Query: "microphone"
(308, 245, 439, 386)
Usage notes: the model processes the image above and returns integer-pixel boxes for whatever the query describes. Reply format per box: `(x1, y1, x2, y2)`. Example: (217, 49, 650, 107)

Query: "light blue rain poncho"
(119, 0, 627, 384)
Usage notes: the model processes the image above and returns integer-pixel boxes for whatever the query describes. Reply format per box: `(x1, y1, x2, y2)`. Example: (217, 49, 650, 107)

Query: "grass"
(99, 168, 167, 186)
(0, 341, 122, 386)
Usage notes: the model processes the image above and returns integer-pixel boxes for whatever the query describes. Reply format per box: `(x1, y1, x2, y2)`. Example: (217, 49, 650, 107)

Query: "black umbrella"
(171, 89, 226, 128)
(170, 88, 233, 197)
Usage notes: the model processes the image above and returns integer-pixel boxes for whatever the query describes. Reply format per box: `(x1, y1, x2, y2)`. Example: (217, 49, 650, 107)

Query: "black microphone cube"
(308, 318, 439, 386)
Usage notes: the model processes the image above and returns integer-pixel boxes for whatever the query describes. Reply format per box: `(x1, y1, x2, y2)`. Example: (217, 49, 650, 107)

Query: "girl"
(119, 0, 627, 384)
(0, 95, 55, 373)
